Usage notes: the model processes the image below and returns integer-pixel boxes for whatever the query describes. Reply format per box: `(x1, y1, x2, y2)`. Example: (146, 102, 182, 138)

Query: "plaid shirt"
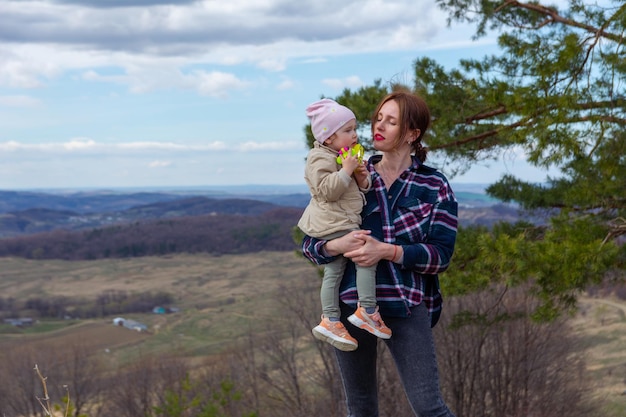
(301, 154, 458, 326)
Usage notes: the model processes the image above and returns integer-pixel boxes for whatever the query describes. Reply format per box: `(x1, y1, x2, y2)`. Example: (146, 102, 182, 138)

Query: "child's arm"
(305, 149, 352, 201)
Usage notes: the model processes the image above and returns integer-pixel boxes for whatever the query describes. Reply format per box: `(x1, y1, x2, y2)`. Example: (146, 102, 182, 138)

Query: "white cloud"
(63, 139, 97, 150)
(0, 0, 480, 94)
(0, 49, 52, 88)
(276, 77, 294, 90)
(238, 141, 302, 152)
(191, 71, 251, 98)
(0, 0, 504, 189)
(257, 58, 287, 72)
(300, 57, 327, 64)
(82, 65, 252, 97)
(148, 160, 172, 168)
(0, 139, 302, 154)
(0, 95, 42, 107)
(322, 75, 364, 90)
(0, 141, 24, 151)
(117, 141, 197, 151)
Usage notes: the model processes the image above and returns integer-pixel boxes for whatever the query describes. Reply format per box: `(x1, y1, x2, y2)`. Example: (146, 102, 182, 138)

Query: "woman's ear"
(408, 129, 420, 144)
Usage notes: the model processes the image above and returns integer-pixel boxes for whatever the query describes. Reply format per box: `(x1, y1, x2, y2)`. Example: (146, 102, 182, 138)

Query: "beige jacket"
(297, 142, 369, 238)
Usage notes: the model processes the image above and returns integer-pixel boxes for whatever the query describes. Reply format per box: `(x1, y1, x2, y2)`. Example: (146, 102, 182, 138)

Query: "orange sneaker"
(348, 305, 392, 339)
(312, 316, 358, 351)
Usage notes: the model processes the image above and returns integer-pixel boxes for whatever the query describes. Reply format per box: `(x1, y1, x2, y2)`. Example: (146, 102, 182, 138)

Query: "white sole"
(347, 314, 392, 339)
(312, 326, 358, 351)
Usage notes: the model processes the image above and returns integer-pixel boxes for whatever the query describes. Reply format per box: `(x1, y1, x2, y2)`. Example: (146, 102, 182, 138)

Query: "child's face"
(325, 119, 357, 152)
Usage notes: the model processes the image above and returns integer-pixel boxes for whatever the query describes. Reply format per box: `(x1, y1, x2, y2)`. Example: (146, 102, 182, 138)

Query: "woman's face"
(373, 99, 401, 152)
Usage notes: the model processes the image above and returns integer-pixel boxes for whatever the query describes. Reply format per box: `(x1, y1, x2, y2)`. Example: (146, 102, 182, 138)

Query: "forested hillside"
(0, 208, 302, 260)
(0, 189, 528, 260)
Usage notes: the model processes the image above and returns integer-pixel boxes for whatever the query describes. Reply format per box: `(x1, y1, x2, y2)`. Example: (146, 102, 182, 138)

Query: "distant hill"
(0, 190, 187, 214)
(0, 187, 533, 260)
(0, 184, 495, 213)
(124, 196, 279, 217)
(0, 207, 303, 260)
(0, 195, 285, 238)
(0, 187, 507, 238)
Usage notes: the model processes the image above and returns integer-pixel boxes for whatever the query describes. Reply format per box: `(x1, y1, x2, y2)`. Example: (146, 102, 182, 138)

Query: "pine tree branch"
(498, 1, 626, 43)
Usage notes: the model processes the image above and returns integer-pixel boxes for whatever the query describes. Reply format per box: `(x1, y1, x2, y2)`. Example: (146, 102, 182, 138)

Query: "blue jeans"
(336, 302, 455, 417)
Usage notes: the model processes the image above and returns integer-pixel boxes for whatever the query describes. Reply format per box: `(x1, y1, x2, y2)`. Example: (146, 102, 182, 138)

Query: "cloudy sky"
(0, 0, 552, 191)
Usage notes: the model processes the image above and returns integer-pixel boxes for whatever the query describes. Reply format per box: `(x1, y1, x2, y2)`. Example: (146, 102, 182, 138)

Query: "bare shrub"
(106, 353, 189, 417)
(435, 285, 597, 417)
(0, 340, 104, 417)
(241, 280, 344, 417)
(47, 342, 106, 417)
(0, 344, 50, 417)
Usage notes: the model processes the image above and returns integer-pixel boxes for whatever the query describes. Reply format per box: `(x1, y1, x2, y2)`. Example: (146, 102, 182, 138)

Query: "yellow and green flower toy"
(336, 143, 365, 165)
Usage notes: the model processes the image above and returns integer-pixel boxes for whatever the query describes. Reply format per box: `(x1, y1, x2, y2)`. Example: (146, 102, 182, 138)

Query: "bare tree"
(435, 285, 597, 417)
(277, 281, 345, 416)
(229, 278, 346, 417)
(47, 341, 106, 417)
(106, 352, 189, 417)
(0, 344, 54, 417)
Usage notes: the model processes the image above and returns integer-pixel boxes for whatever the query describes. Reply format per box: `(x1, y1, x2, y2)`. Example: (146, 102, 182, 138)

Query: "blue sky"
(0, 0, 555, 190)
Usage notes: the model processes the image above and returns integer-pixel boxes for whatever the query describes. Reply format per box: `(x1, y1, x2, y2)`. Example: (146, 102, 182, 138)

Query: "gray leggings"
(321, 256, 377, 318)
(320, 230, 377, 319)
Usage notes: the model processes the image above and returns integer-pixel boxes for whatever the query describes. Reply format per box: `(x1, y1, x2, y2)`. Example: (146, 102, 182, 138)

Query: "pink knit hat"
(306, 98, 356, 144)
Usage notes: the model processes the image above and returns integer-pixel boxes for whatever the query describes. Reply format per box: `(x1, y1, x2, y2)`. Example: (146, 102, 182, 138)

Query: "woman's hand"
(344, 234, 387, 267)
(324, 230, 371, 257)
(353, 163, 370, 189)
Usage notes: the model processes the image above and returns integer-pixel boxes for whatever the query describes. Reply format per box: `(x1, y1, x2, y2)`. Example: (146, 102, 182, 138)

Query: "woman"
(302, 90, 458, 417)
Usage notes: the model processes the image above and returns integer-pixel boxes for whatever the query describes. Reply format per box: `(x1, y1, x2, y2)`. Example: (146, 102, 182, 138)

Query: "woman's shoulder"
(415, 163, 448, 182)
(408, 160, 456, 201)
(411, 159, 449, 182)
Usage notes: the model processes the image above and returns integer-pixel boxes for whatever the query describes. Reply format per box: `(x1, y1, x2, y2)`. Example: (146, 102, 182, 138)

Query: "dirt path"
(574, 296, 626, 417)
(593, 298, 626, 315)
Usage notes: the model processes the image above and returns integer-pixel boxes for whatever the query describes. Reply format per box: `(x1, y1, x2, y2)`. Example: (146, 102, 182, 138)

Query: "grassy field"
(0, 253, 625, 415)
(0, 252, 320, 357)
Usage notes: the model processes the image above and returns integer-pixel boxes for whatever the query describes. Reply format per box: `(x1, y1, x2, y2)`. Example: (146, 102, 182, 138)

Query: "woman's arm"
(404, 198, 458, 274)
(344, 238, 400, 268)
(302, 235, 334, 266)
(302, 231, 371, 266)
(344, 184, 458, 273)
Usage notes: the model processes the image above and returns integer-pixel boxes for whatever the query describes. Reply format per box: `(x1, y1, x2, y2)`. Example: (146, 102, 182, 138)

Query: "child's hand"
(340, 153, 359, 174)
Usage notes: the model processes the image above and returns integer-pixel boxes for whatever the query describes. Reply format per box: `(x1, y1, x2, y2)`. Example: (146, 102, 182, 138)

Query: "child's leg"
(314, 255, 357, 351)
(349, 264, 391, 339)
(355, 264, 377, 309)
(320, 256, 348, 319)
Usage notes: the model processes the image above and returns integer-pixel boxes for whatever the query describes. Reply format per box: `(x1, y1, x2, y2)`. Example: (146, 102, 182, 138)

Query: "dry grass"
(0, 251, 316, 309)
(572, 296, 626, 417)
(1, 253, 625, 415)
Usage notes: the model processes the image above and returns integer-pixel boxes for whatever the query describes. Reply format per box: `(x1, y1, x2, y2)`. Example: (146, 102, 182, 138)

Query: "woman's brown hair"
(371, 90, 430, 162)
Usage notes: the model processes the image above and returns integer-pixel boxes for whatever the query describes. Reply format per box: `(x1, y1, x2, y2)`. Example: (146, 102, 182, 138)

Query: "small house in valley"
(112, 317, 147, 332)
